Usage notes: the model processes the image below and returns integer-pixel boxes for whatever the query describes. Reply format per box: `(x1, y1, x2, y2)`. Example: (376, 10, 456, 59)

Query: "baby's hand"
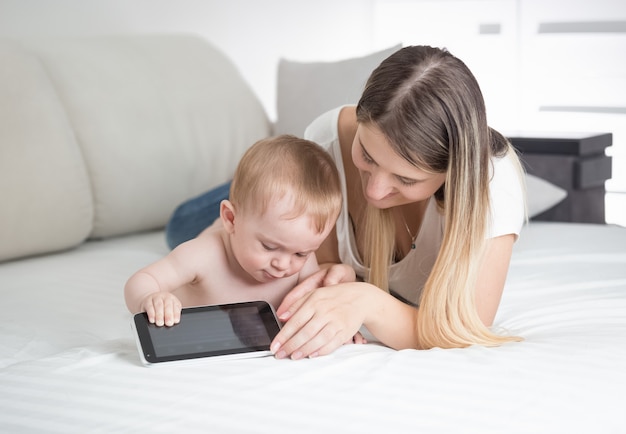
(141, 292, 182, 327)
(345, 331, 367, 345)
(322, 263, 357, 286)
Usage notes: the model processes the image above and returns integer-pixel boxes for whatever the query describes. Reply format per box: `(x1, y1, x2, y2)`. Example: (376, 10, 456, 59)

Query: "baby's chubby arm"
(125, 272, 183, 327)
(124, 237, 211, 326)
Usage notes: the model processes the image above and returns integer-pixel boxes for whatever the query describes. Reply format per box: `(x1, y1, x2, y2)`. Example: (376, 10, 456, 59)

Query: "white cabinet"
(372, 0, 626, 224)
(372, 0, 520, 131)
(518, 0, 626, 195)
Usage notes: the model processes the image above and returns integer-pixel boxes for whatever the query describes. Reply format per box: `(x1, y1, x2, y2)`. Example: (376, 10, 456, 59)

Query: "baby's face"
(230, 195, 333, 284)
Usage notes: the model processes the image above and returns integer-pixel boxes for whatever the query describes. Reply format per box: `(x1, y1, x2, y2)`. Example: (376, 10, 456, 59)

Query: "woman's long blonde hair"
(356, 46, 523, 349)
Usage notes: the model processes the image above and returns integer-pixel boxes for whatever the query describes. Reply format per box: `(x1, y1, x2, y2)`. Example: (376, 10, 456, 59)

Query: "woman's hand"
(350, 331, 367, 345)
(274, 272, 421, 357)
(271, 281, 372, 360)
(279, 264, 356, 319)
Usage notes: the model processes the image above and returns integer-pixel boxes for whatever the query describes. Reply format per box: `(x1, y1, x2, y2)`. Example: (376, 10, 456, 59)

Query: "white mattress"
(1, 222, 625, 433)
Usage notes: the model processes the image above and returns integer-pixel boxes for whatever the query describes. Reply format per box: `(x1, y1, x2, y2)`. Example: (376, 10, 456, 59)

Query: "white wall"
(1, 0, 625, 223)
(0, 0, 381, 120)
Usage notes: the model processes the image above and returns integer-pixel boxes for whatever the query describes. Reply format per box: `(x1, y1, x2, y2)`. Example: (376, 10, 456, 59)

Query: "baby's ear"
(220, 200, 236, 233)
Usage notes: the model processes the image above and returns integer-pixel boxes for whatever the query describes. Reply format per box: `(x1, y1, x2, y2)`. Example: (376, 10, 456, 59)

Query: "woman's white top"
(305, 106, 525, 306)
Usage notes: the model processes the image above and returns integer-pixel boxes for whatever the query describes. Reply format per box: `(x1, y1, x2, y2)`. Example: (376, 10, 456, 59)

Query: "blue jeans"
(165, 180, 232, 249)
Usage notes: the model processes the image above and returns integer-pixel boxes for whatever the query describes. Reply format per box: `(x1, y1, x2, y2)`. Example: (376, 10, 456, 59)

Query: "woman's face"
(351, 122, 446, 209)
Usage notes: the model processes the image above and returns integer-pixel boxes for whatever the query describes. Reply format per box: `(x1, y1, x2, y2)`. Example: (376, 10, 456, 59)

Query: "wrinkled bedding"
(1, 222, 625, 433)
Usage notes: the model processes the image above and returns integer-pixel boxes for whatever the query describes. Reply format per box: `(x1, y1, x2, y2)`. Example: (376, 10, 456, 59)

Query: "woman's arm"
(271, 280, 419, 359)
(475, 233, 516, 326)
(271, 233, 516, 359)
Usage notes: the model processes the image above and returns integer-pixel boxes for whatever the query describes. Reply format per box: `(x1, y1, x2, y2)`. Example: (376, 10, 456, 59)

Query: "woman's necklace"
(402, 215, 416, 250)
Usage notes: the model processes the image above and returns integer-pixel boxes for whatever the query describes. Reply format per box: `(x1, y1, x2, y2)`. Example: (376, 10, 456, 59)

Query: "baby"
(124, 135, 356, 328)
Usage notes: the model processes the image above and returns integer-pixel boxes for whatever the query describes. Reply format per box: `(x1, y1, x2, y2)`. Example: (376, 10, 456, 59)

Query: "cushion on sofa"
(525, 173, 568, 218)
(26, 34, 271, 239)
(0, 34, 271, 262)
(274, 44, 402, 137)
(0, 41, 93, 262)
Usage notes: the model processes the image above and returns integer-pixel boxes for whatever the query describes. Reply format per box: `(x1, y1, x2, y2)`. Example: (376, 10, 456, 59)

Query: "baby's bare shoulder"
(172, 229, 227, 266)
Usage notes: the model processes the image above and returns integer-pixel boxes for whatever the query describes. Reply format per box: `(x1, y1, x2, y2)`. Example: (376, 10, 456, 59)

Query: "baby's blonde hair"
(229, 135, 342, 233)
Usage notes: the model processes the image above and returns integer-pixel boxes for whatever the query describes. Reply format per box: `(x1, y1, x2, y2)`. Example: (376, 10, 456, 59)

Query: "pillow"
(274, 44, 402, 137)
(27, 35, 270, 240)
(0, 40, 93, 262)
(525, 173, 568, 218)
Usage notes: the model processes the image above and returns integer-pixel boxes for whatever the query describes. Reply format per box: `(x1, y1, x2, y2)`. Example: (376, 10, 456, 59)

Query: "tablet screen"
(132, 301, 281, 364)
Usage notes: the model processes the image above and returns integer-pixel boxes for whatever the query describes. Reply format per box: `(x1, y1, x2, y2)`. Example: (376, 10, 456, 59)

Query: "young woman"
(167, 46, 526, 359)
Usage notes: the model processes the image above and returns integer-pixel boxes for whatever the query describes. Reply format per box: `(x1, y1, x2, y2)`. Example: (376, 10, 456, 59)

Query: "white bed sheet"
(1, 222, 625, 433)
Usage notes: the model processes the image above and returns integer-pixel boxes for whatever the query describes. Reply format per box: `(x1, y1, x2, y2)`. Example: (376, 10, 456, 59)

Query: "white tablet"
(131, 300, 281, 366)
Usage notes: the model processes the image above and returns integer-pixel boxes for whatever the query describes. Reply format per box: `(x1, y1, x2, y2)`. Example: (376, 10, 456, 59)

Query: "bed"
(1, 221, 625, 433)
(1, 34, 624, 433)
